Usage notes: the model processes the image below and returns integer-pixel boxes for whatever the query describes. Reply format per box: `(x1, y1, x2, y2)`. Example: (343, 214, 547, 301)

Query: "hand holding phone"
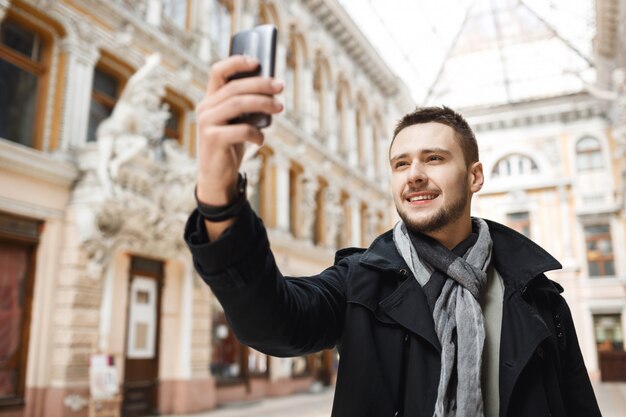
(228, 24, 278, 128)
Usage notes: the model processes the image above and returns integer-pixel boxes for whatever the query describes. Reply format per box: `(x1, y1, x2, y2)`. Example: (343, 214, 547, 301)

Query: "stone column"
(273, 154, 291, 233)
(298, 172, 318, 242)
(301, 62, 314, 134)
(350, 198, 362, 247)
(59, 35, 100, 149)
(323, 186, 342, 249)
(362, 119, 374, 178)
(345, 103, 358, 167)
(327, 90, 338, 152)
(145, 0, 162, 26)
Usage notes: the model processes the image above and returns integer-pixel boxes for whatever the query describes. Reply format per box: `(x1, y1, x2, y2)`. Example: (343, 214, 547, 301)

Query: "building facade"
(0, 1, 412, 417)
(418, 0, 626, 383)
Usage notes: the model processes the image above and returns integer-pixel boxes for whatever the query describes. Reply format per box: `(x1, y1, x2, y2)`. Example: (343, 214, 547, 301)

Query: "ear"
(469, 162, 484, 193)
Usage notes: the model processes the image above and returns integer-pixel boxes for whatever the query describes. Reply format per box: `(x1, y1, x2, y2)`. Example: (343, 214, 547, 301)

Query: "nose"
(407, 161, 427, 185)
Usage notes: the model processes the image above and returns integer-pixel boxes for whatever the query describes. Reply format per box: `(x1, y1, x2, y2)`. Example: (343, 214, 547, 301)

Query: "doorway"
(122, 257, 163, 417)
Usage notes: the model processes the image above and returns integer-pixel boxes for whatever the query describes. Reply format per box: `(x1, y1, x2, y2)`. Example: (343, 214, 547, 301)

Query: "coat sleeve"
(184, 203, 348, 357)
(557, 300, 602, 417)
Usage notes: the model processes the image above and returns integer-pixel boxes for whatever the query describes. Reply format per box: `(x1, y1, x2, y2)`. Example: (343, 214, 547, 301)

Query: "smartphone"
(228, 24, 278, 128)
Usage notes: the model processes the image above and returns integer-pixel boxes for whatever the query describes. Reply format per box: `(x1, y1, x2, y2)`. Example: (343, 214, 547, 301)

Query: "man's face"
(389, 122, 483, 237)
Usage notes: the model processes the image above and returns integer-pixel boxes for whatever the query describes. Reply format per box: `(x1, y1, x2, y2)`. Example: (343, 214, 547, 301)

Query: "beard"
(396, 182, 469, 234)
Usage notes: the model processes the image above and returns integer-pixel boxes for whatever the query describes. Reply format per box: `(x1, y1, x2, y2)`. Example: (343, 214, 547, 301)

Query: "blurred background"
(0, 0, 625, 416)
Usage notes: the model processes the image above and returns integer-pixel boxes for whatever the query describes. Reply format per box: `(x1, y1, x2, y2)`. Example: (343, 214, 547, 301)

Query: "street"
(161, 382, 626, 417)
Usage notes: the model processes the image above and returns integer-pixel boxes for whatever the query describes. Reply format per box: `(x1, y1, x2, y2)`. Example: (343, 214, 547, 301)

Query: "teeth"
(409, 195, 436, 202)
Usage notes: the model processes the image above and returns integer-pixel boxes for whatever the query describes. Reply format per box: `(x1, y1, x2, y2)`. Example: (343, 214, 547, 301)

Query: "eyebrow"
(389, 148, 452, 162)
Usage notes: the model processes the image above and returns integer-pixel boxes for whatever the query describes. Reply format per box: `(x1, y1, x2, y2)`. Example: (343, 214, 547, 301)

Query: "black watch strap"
(195, 173, 248, 222)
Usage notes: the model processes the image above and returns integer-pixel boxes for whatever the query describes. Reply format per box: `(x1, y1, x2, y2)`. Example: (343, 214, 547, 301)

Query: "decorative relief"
(73, 54, 196, 279)
(242, 154, 263, 201)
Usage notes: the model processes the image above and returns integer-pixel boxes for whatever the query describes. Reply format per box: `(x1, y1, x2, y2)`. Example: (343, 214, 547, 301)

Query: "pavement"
(162, 382, 626, 417)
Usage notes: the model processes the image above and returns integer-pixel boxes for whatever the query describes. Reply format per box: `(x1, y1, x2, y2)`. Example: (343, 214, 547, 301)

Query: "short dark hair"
(392, 106, 479, 166)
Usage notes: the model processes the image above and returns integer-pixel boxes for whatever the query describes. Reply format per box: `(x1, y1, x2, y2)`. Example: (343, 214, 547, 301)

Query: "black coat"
(185, 204, 602, 417)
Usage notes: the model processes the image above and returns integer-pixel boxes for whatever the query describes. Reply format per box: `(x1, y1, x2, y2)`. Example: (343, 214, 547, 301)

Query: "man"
(185, 56, 602, 417)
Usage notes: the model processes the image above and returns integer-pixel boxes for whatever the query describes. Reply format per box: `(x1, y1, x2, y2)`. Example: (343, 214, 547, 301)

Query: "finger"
(199, 124, 265, 148)
(199, 95, 283, 126)
(205, 77, 284, 109)
(207, 56, 260, 94)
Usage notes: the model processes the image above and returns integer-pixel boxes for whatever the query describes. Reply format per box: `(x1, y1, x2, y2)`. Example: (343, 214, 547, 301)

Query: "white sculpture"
(96, 53, 170, 196)
(74, 54, 197, 279)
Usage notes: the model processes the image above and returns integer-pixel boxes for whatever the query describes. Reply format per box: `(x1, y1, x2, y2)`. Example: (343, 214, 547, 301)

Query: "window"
(594, 314, 623, 352)
(576, 137, 603, 171)
(87, 67, 121, 142)
(0, 214, 40, 408)
(507, 212, 530, 237)
(0, 19, 47, 148)
(584, 225, 615, 277)
(312, 54, 329, 137)
(491, 154, 538, 178)
(210, 0, 232, 58)
(211, 310, 244, 382)
(211, 310, 269, 383)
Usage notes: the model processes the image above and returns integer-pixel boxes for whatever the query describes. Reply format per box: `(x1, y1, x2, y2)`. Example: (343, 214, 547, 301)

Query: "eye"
(427, 155, 444, 162)
(393, 160, 409, 169)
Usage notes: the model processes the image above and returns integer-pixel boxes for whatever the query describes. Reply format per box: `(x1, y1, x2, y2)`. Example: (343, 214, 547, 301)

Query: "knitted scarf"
(393, 218, 492, 417)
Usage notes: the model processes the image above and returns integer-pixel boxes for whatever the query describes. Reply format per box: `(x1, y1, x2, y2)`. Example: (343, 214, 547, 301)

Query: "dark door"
(122, 257, 163, 417)
(0, 214, 40, 415)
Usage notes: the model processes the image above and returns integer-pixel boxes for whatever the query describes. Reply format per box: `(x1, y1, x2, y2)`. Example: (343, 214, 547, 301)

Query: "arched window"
(576, 137, 603, 171)
(285, 37, 297, 114)
(162, 90, 194, 154)
(87, 54, 132, 142)
(0, 17, 51, 149)
(491, 154, 539, 178)
(312, 53, 330, 137)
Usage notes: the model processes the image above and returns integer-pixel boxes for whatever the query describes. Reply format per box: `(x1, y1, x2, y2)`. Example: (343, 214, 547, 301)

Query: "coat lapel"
(379, 274, 441, 352)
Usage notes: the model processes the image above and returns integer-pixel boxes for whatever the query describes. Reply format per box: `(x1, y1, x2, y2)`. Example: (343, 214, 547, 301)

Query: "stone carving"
(298, 173, 318, 242)
(323, 187, 342, 249)
(97, 53, 170, 197)
(74, 54, 196, 279)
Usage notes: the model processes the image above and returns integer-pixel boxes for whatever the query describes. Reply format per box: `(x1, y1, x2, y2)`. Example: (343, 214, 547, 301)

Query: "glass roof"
(338, 0, 596, 109)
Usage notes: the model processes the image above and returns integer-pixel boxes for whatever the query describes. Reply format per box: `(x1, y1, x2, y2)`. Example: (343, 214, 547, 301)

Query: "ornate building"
(0, 0, 412, 417)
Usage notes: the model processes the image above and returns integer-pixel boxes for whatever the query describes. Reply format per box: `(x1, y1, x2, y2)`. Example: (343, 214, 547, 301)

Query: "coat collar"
(357, 219, 562, 288)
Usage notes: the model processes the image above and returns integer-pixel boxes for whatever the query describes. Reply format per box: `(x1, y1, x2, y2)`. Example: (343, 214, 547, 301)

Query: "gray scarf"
(393, 218, 492, 417)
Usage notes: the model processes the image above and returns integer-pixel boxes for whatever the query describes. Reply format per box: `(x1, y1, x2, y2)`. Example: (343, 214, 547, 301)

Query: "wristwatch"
(194, 173, 248, 222)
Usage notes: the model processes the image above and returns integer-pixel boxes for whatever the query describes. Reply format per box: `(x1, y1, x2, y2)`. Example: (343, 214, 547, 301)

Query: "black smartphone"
(228, 24, 278, 128)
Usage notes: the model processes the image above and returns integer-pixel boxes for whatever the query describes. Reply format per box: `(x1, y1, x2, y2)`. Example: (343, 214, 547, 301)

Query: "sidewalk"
(161, 389, 333, 417)
(162, 383, 626, 417)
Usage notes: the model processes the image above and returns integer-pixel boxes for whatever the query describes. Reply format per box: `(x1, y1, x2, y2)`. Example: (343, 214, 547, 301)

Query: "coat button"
(399, 269, 408, 276)
(393, 412, 399, 417)
(537, 346, 546, 359)
(404, 334, 409, 343)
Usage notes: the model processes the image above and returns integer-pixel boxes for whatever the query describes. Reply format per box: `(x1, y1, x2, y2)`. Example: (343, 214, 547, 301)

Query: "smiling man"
(185, 56, 601, 417)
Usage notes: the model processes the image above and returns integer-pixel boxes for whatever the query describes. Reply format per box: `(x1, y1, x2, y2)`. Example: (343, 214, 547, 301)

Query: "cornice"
(466, 93, 609, 133)
(301, 0, 405, 99)
(0, 139, 78, 187)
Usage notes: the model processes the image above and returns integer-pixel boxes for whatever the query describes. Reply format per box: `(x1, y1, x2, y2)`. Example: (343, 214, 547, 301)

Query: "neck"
(425, 218, 473, 250)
